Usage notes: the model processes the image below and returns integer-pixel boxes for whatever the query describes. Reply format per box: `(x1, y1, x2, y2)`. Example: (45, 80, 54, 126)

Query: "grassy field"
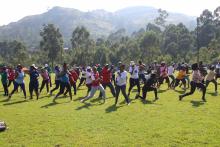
(0, 74, 220, 146)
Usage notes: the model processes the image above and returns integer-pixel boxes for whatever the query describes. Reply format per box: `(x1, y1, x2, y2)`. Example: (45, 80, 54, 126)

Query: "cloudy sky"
(0, 0, 219, 25)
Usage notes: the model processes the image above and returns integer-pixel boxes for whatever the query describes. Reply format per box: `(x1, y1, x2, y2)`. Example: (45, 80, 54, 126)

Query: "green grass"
(1, 74, 220, 146)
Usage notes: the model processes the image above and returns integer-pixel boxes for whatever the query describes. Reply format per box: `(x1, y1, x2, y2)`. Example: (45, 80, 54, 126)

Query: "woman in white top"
(115, 64, 130, 105)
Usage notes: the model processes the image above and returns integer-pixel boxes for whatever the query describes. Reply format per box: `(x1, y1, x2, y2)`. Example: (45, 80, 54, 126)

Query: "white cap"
(45, 64, 48, 67)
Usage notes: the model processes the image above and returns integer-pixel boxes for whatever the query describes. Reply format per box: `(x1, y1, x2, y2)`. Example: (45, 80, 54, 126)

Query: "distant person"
(8, 64, 26, 100)
(215, 61, 220, 81)
(128, 61, 140, 98)
(29, 65, 39, 100)
(179, 63, 206, 102)
(137, 72, 159, 101)
(99, 64, 116, 98)
(80, 66, 106, 103)
(167, 63, 175, 88)
(39, 68, 50, 94)
(1, 66, 8, 96)
(44, 64, 52, 87)
(84, 66, 93, 97)
(77, 66, 86, 89)
(53, 63, 72, 102)
(159, 61, 170, 89)
(173, 65, 186, 91)
(115, 64, 130, 105)
(50, 66, 61, 95)
(7, 67, 15, 88)
(205, 65, 217, 95)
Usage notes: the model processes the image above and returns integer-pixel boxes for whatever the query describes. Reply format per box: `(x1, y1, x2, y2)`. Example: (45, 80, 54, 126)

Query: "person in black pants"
(128, 61, 140, 98)
(77, 67, 86, 89)
(205, 65, 217, 95)
(50, 66, 61, 95)
(179, 63, 206, 102)
(1, 66, 8, 96)
(115, 64, 130, 105)
(28, 65, 39, 100)
(137, 73, 159, 101)
(53, 63, 72, 102)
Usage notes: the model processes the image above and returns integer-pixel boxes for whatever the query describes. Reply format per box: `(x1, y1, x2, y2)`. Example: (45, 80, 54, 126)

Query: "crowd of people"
(1, 60, 220, 105)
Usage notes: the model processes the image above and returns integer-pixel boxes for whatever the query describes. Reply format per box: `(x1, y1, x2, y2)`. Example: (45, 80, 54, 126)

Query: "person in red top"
(80, 66, 105, 103)
(7, 67, 15, 88)
(64, 68, 78, 95)
(99, 64, 116, 97)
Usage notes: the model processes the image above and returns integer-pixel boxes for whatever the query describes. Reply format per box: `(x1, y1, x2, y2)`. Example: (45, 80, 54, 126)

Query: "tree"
(40, 24, 64, 67)
(154, 9, 169, 28)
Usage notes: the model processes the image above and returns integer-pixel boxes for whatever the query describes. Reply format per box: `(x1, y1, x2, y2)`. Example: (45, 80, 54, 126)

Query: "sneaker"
(127, 102, 131, 105)
(154, 97, 159, 101)
(202, 98, 207, 102)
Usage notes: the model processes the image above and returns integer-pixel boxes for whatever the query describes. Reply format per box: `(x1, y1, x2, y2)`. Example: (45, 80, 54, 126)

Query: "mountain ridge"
(0, 6, 196, 49)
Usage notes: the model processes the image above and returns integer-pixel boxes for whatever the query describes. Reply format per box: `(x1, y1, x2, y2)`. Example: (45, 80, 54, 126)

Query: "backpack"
(0, 121, 7, 132)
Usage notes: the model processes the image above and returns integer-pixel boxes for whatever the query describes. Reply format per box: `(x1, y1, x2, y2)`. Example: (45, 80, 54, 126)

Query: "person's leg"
(211, 79, 217, 92)
(8, 82, 19, 99)
(141, 84, 147, 100)
(86, 84, 92, 97)
(54, 82, 65, 100)
(169, 75, 175, 88)
(82, 87, 97, 102)
(20, 83, 26, 98)
(174, 79, 180, 89)
(49, 75, 52, 87)
(99, 83, 106, 98)
(29, 82, 34, 99)
(115, 85, 120, 105)
(205, 80, 210, 88)
(196, 83, 206, 101)
(34, 82, 39, 100)
(50, 80, 60, 95)
(179, 81, 196, 100)
(46, 80, 49, 93)
(121, 85, 130, 104)
(3, 83, 8, 96)
(77, 78, 85, 88)
(108, 82, 116, 97)
(8, 80, 12, 87)
(165, 76, 170, 88)
(40, 80, 46, 93)
(128, 78, 135, 96)
(135, 79, 141, 96)
(99, 85, 106, 102)
(73, 83, 77, 95)
(181, 79, 186, 90)
(65, 83, 72, 100)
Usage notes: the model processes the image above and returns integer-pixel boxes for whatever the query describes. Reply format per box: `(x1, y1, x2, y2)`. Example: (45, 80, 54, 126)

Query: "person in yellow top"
(205, 65, 217, 95)
(172, 65, 186, 91)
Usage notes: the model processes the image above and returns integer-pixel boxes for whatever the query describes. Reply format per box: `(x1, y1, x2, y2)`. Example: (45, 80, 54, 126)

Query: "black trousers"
(115, 85, 129, 104)
(2, 82, 8, 96)
(10, 82, 26, 98)
(8, 80, 14, 87)
(29, 81, 39, 99)
(50, 80, 60, 94)
(77, 77, 86, 88)
(128, 78, 140, 95)
(56, 82, 72, 100)
(65, 82, 77, 95)
(99, 82, 116, 97)
(141, 85, 157, 100)
(40, 79, 49, 93)
(181, 81, 206, 99)
(174, 79, 186, 88)
(206, 79, 217, 92)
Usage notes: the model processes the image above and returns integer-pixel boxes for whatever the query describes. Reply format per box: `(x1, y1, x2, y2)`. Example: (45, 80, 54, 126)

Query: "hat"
(130, 61, 135, 66)
(86, 66, 91, 70)
(105, 64, 109, 67)
(31, 64, 37, 69)
(17, 64, 22, 68)
(45, 64, 48, 67)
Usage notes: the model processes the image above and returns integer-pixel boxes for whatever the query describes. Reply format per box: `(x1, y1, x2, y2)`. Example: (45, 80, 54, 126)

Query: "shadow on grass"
(0, 98, 10, 103)
(105, 104, 123, 113)
(174, 90, 186, 94)
(73, 97, 85, 102)
(158, 89, 167, 93)
(75, 102, 92, 110)
(3, 99, 28, 106)
(41, 101, 70, 108)
(207, 92, 218, 97)
(190, 100, 205, 107)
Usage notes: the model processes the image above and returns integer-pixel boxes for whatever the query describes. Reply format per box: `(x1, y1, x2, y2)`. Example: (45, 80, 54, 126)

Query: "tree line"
(0, 7, 220, 67)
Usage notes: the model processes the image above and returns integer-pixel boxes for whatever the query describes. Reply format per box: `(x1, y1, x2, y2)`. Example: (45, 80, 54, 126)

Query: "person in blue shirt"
(50, 66, 61, 95)
(53, 63, 72, 102)
(29, 65, 39, 100)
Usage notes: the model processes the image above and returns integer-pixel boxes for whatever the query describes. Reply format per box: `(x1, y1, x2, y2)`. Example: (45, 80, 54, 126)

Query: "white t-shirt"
(168, 66, 174, 76)
(129, 65, 139, 79)
(116, 70, 127, 86)
(85, 72, 92, 84)
(81, 70, 86, 78)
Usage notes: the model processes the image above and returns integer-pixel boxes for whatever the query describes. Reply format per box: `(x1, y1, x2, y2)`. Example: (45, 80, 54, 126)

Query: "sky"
(0, 0, 219, 26)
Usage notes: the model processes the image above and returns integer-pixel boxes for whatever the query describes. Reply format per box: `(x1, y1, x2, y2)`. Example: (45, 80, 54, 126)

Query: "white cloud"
(0, 0, 219, 25)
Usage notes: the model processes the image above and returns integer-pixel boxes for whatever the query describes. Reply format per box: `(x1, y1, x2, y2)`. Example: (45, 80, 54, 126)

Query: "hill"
(0, 6, 196, 49)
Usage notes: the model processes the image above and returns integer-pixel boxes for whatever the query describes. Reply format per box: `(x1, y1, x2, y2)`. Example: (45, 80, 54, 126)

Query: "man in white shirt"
(115, 64, 130, 105)
(128, 61, 140, 98)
